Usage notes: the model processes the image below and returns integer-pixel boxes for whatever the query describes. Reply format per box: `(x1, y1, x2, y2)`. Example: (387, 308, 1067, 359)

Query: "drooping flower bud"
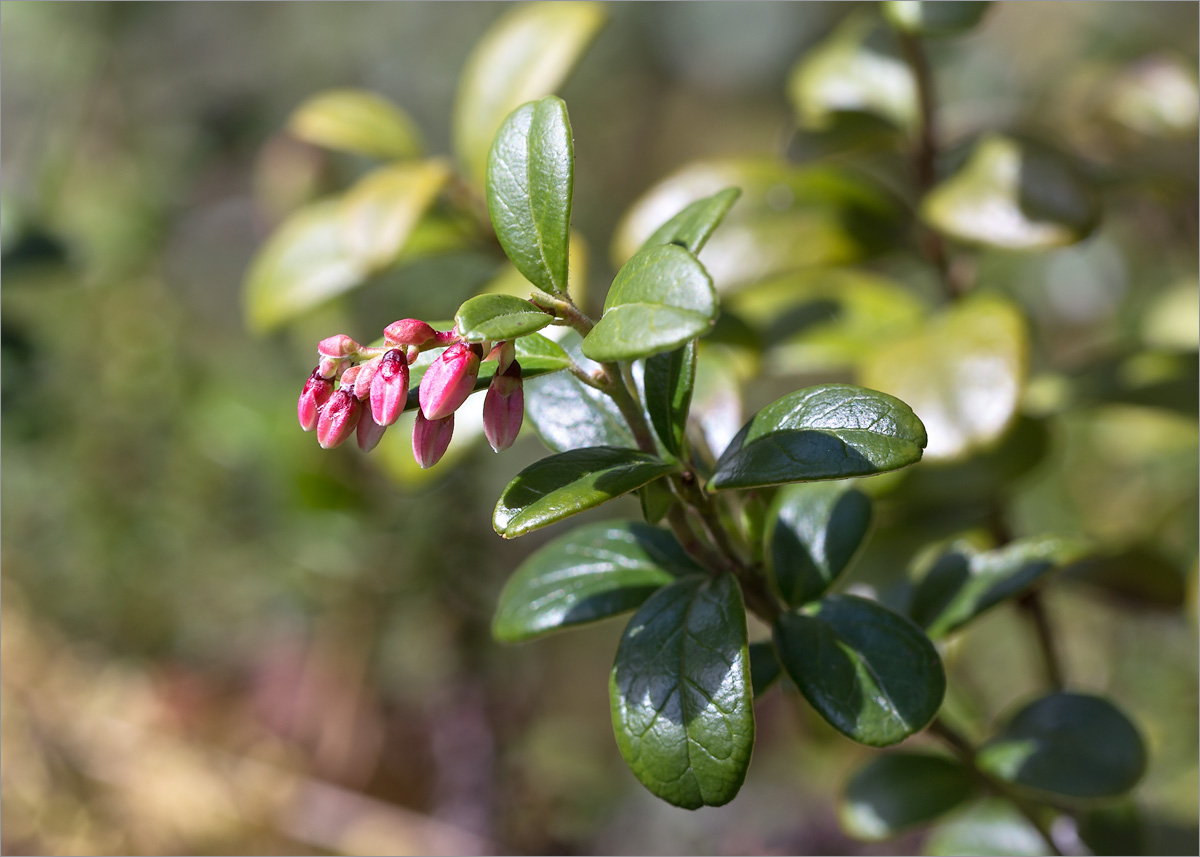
(317, 389, 362, 449)
(355, 355, 382, 400)
(486, 340, 517, 374)
(356, 409, 387, 452)
(297, 368, 334, 432)
(370, 349, 410, 427)
(383, 319, 436, 348)
(418, 342, 480, 421)
(318, 356, 348, 380)
(317, 334, 361, 358)
(483, 359, 523, 452)
(412, 411, 454, 469)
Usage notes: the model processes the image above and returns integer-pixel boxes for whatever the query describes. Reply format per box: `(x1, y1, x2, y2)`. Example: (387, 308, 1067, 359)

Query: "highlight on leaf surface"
(288, 88, 424, 160)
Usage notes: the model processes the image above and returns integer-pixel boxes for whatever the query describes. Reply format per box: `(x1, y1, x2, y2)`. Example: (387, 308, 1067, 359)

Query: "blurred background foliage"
(2, 2, 1197, 854)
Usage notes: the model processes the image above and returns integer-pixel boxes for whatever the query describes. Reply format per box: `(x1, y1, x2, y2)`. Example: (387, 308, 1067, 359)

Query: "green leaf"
(341, 159, 452, 271)
(911, 535, 1091, 638)
(643, 341, 697, 458)
(839, 753, 980, 841)
(977, 693, 1147, 800)
(288, 88, 423, 160)
(709, 383, 927, 491)
(749, 640, 782, 697)
(453, 1, 606, 185)
(860, 294, 1028, 461)
(492, 520, 702, 643)
(1076, 801, 1145, 856)
(881, 2, 992, 38)
(638, 477, 675, 525)
(244, 199, 366, 332)
(486, 96, 574, 297)
(455, 293, 553, 342)
(767, 481, 872, 607)
(610, 574, 754, 809)
(921, 135, 1100, 250)
(640, 188, 741, 255)
(924, 799, 1053, 856)
(774, 594, 945, 746)
(494, 447, 676, 538)
(581, 244, 717, 362)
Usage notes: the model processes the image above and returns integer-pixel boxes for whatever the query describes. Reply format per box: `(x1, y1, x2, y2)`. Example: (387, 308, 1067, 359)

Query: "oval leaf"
(839, 752, 980, 841)
(977, 693, 1147, 800)
(640, 188, 741, 255)
(881, 1, 992, 38)
(610, 574, 754, 809)
(581, 244, 717, 362)
(921, 135, 1100, 250)
(454, 1, 606, 184)
(638, 477, 676, 525)
(911, 535, 1091, 638)
(341, 159, 451, 271)
(860, 294, 1028, 461)
(494, 447, 675, 539)
(644, 341, 697, 458)
(486, 96, 574, 297)
(456, 293, 553, 342)
(767, 481, 873, 607)
(288, 88, 423, 160)
(774, 594, 945, 746)
(924, 799, 1054, 857)
(493, 520, 703, 643)
(709, 383, 928, 491)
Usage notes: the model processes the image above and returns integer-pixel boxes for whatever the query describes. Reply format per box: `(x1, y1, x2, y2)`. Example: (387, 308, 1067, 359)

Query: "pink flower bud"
(412, 411, 454, 469)
(318, 356, 347, 379)
(356, 409, 387, 452)
(317, 389, 362, 449)
(370, 349, 410, 427)
(418, 343, 480, 421)
(483, 359, 523, 452)
(355, 355, 382, 400)
(297, 369, 334, 432)
(339, 364, 362, 391)
(317, 334, 360, 358)
(486, 340, 517, 374)
(383, 319, 436, 348)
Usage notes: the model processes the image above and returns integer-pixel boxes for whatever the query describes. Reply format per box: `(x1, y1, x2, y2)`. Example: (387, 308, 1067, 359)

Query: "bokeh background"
(2, 3, 1197, 854)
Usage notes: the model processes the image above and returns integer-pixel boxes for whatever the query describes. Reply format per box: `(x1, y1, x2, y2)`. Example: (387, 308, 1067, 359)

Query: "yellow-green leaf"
(340, 159, 451, 271)
(288, 88, 423, 160)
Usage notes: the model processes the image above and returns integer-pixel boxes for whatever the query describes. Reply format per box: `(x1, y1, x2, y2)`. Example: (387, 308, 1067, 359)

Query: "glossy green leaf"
(774, 594, 945, 746)
(453, 0, 606, 184)
(643, 341, 697, 458)
(787, 13, 916, 134)
(288, 88, 423, 160)
(767, 481, 873, 607)
(455, 293, 552, 342)
(977, 693, 1147, 800)
(839, 753, 980, 841)
(638, 477, 675, 525)
(610, 574, 754, 809)
(640, 188, 741, 255)
(860, 294, 1028, 461)
(709, 384, 927, 491)
(881, 2, 992, 38)
(340, 159, 451, 271)
(921, 135, 1100, 250)
(492, 520, 702, 643)
(494, 447, 676, 538)
(486, 96, 574, 297)
(244, 199, 366, 332)
(749, 640, 782, 697)
(910, 535, 1091, 638)
(924, 799, 1053, 856)
(582, 244, 717, 362)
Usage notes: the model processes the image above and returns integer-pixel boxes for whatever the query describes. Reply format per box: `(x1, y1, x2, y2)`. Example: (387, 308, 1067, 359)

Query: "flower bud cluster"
(297, 318, 524, 467)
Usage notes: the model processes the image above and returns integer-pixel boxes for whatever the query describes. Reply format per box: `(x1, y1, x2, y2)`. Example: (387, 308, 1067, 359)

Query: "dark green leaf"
(524, 371, 636, 451)
(839, 753, 980, 841)
(641, 188, 741, 255)
(582, 244, 717, 362)
(924, 799, 1053, 856)
(881, 1, 992, 38)
(767, 481, 872, 607)
(644, 341, 697, 458)
(709, 383, 927, 491)
(911, 535, 1091, 638)
(288, 88, 423, 159)
(774, 594, 945, 746)
(977, 693, 1147, 800)
(494, 447, 676, 538)
(492, 520, 702, 643)
(486, 96, 574, 297)
(638, 477, 675, 525)
(455, 293, 553, 342)
(1076, 800, 1145, 856)
(453, 1, 606, 184)
(749, 640, 782, 697)
(610, 574, 754, 809)
(921, 135, 1100, 250)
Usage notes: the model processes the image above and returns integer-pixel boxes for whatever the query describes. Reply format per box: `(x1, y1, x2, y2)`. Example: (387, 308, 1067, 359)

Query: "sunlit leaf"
(924, 799, 1053, 856)
(341, 159, 452, 270)
(881, 2, 991, 38)
(640, 188, 741, 255)
(288, 88, 423, 159)
(839, 753, 980, 840)
(455, 293, 552, 342)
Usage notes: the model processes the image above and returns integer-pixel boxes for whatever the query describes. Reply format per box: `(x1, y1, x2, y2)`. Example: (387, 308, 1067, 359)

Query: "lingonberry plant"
(245, 2, 1174, 852)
